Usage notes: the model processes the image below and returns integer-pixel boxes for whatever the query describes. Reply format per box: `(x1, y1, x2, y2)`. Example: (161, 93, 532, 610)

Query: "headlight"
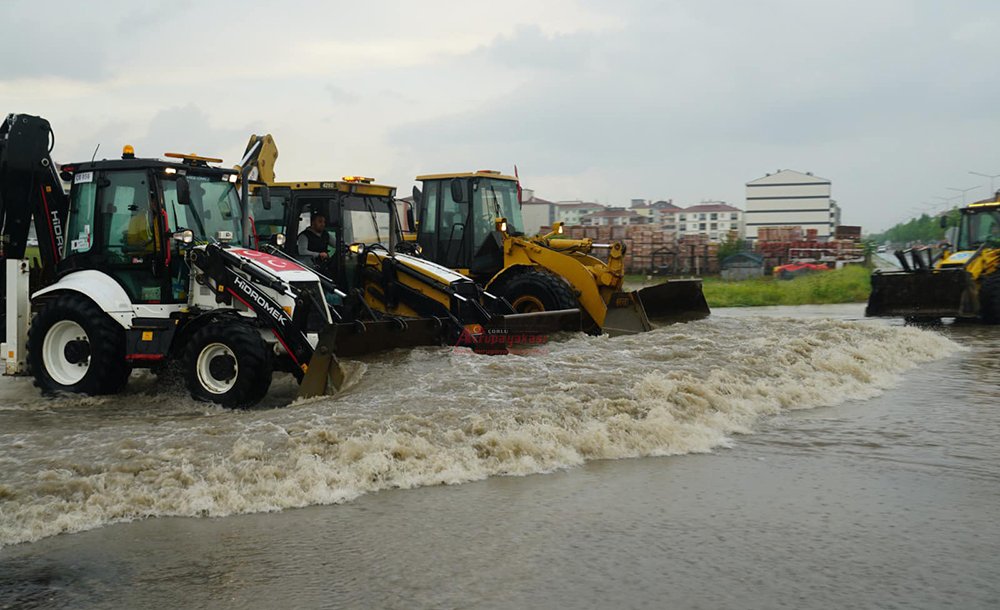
(275, 233, 286, 246)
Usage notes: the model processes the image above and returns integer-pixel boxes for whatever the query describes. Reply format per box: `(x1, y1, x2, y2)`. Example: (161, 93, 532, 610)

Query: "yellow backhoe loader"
(409, 171, 710, 335)
(867, 194, 1000, 323)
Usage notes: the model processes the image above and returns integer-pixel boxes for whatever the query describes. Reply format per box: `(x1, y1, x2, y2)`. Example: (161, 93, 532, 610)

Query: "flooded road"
(1, 305, 998, 609)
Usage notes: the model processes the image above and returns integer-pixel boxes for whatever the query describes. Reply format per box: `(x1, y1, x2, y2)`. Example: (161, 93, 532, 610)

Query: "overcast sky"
(2, 0, 998, 231)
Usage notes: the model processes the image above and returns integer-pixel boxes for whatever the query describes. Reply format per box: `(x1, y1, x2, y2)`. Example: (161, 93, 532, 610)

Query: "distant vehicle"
(773, 262, 830, 280)
(877, 245, 887, 253)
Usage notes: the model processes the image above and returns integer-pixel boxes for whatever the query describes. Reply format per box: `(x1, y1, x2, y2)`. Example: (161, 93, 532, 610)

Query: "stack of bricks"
(541, 223, 732, 274)
(755, 238, 864, 269)
(757, 226, 803, 242)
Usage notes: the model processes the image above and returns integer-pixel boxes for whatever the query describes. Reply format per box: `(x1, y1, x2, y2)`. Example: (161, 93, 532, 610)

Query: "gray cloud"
(390, 0, 1000, 230)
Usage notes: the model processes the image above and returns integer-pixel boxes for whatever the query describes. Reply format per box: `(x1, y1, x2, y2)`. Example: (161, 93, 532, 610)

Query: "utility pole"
(947, 185, 980, 205)
(969, 170, 1000, 194)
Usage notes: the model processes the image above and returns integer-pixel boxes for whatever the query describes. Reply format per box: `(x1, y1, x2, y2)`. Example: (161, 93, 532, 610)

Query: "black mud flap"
(866, 269, 977, 318)
(636, 279, 711, 322)
(603, 291, 653, 336)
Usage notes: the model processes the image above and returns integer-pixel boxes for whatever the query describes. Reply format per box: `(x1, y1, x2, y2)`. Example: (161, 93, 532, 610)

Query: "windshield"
(341, 195, 396, 245)
(957, 208, 1000, 250)
(473, 178, 523, 242)
(162, 175, 244, 244)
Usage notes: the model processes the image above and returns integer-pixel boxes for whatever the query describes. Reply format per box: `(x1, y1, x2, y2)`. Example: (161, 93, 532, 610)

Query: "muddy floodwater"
(1, 304, 997, 609)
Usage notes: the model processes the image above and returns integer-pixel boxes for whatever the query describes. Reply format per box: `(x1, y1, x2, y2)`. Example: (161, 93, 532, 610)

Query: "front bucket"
(636, 278, 711, 321)
(487, 308, 582, 335)
(603, 292, 652, 336)
(298, 325, 347, 399)
(297, 318, 453, 399)
(330, 317, 451, 357)
(865, 269, 977, 319)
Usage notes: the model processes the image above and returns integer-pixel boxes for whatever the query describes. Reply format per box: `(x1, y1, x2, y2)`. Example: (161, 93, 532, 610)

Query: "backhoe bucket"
(636, 278, 711, 321)
(865, 269, 977, 319)
(603, 292, 653, 336)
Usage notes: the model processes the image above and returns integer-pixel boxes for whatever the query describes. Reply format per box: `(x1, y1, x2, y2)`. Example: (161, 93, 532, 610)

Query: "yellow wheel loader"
(866, 195, 1000, 323)
(410, 171, 710, 336)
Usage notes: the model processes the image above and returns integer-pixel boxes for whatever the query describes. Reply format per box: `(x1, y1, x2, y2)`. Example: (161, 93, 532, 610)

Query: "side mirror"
(939, 215, 948, 229)
(450, 178, 468, 204)
(176, 175, 191, 206)
(258, 184, 271, 210)
(411, 185, 422, 205)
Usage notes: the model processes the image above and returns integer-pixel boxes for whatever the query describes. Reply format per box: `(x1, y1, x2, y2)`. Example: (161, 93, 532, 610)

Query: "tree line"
(866, 209, 961, 245)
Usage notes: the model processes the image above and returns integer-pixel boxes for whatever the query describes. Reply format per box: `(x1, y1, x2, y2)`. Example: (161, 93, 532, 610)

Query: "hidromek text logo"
(230, 275, 287, 326)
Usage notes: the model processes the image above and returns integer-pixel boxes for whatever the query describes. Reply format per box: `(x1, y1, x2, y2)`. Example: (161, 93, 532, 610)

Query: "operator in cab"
(297, 210, 334, 268)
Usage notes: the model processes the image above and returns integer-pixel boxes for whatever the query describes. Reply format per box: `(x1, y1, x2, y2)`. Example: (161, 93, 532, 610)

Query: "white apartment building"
(555, 201, 606, 225)
(744, 169, 839, 239)
(677, 203, 743, 241)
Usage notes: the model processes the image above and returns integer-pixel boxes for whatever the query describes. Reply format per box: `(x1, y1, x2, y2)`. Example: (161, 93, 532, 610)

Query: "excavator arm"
(0, 113, 69, 280)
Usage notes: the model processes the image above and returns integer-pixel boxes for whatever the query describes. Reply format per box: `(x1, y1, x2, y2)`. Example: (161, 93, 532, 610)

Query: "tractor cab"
(60, 148, 242, 303)
(413, 171, 523, 278)
(251, 176, 402, 291)
(955, 202, 1000, 252)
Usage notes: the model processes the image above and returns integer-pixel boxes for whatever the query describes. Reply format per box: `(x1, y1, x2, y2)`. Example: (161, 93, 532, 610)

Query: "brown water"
(1, 304, 997, 609)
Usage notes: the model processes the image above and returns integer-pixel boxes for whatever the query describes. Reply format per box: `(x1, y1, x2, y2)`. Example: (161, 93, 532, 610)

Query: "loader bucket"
(865, 269, 977, 319)
(330, 318, 451, 357)
(636, 278, 711, 321)
(487, 308, 583, 335)
(298, 318, 454, 398)
(298, 325, 347, 399)
(603, 292, 653, 336)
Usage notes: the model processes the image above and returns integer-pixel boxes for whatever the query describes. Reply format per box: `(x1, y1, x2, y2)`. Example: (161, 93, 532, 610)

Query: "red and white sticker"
(229, 248, 305, 272)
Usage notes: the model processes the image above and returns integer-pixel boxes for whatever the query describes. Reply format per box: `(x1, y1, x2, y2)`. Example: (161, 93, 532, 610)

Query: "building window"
(699, 223, 706, 231)
(710, 213, 717, 220)
(710, 223, 717, 230)
(699, 213, 706, 220)
(730, 213, 738, 220)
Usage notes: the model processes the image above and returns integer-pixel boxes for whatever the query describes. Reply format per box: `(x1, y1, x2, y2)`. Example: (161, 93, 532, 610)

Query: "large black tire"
(183, 321, 273, 408)
(980, 272, 1000, 324)
(27, 293, 130, 396)
(490, 267, 578, 314)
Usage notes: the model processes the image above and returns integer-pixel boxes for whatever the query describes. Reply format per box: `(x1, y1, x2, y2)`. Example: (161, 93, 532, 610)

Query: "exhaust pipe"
(894, 250, 911, 271)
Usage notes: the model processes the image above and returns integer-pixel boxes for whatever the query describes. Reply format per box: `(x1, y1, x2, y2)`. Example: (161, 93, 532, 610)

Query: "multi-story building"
(554, 201, 606, 225)
(580, 208, 650, 226)
(650, 200, 683, 231)
(519, 189, 555, 235)
(677, 202, 743, 241)
(744, 169, 839, 240)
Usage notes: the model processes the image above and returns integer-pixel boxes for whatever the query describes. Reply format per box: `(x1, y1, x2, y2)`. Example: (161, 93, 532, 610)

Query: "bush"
(702, 265, 871, 307)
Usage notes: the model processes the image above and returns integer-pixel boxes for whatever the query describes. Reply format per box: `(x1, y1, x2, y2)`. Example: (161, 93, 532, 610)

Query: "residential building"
(650, 200, 683, 230)
(581, 208, 650, 226)
(554, 201, 606, 225)
(677, 202, 743, 241)
(520, 193, 555, 235)
(744, 169, 839, 240)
